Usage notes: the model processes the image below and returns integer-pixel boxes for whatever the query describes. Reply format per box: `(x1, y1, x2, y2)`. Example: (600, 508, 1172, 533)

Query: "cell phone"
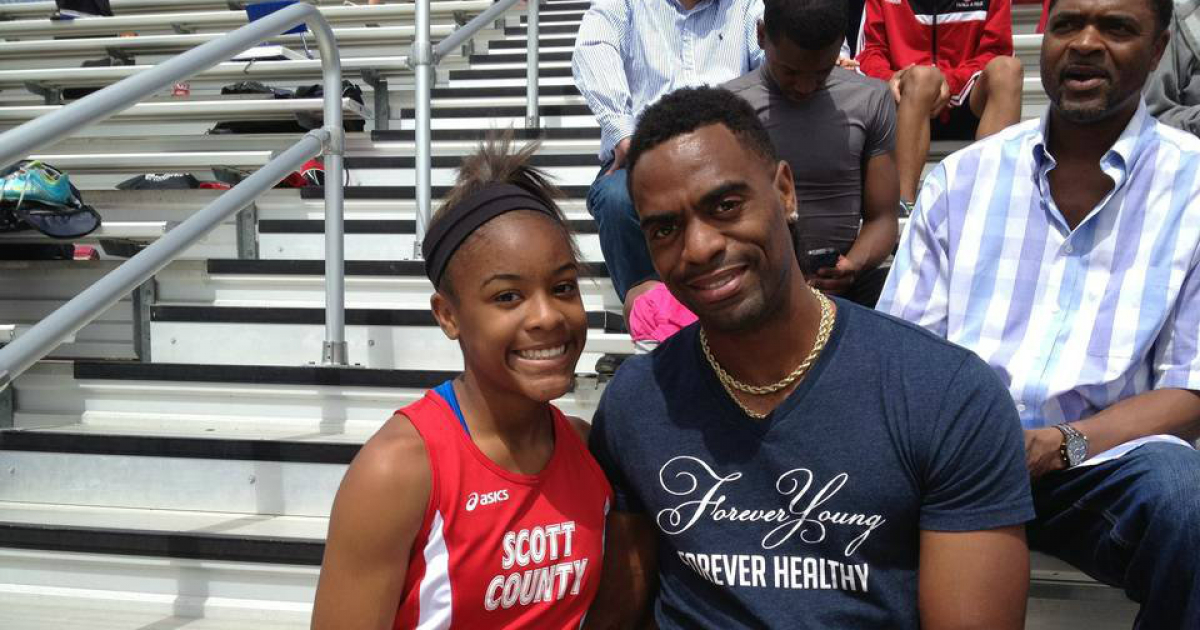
(805, 247, 840, 271)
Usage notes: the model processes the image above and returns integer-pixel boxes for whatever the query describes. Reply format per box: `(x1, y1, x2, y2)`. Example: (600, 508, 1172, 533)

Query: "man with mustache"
(879, 0, 1200, 625)
(583, 86, 1033, 629)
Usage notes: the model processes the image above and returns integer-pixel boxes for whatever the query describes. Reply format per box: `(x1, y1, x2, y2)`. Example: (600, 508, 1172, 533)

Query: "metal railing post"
(411, 0, 434, 260)
(414, 0, 522, 259)
(305, 10, 348, 366)
(525, 0, 539, 129)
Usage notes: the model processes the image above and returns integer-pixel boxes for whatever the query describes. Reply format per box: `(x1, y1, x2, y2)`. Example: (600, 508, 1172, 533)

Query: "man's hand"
(888, 64, 915, 103)
(1024, 428, 1066, 480)
(810, 255, 860, 296)
(606, 137, 633, 175)
(931, 74, 952, 118)
(837, 57, 860, 70)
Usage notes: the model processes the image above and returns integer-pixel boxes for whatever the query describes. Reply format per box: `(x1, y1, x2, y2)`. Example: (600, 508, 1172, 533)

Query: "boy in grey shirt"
(1147, 0, 1200, 135)
(725, 0, 899, 306)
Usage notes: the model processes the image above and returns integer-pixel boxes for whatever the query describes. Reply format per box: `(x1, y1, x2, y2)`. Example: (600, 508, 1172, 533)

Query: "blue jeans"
(1028, 442, 1200, 628)
(586, 163, 658, 302)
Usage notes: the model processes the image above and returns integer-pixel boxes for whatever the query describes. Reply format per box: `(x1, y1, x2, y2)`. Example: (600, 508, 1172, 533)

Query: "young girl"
(312, 137, 612, 629)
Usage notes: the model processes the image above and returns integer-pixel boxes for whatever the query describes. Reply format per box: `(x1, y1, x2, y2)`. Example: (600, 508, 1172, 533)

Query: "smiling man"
(582, 86, 1033, 630)
(725, 0, 899, 308)
(879, 0, 1200, 625)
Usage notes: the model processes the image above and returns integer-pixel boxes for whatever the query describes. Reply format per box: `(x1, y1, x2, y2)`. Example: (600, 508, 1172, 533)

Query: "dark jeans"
(1028, 442, 1200, 629)
(838, 265, 889, 309)
(586, 163, 658, 302)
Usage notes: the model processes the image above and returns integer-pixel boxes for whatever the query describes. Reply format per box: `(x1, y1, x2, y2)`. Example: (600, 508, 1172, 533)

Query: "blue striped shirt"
(572, 0, 764, 160)
(878, 101, 1200, 463)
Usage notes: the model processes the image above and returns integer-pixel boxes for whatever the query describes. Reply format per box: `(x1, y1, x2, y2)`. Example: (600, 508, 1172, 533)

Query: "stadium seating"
(0, 2, 1139, 628)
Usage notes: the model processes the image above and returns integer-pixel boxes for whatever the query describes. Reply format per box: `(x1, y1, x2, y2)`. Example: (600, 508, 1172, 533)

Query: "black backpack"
(55, 0, 113, 16)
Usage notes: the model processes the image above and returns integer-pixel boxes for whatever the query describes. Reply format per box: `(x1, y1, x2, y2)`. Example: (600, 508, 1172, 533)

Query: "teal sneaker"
(0, 161, 73, 209)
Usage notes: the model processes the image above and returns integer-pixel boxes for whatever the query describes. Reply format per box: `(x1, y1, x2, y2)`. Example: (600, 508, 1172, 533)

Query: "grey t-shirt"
(725, 66, 896, 255)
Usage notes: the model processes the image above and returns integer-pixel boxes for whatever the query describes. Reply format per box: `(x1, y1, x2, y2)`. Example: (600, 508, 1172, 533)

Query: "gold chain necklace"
(701, 289, 835, 419)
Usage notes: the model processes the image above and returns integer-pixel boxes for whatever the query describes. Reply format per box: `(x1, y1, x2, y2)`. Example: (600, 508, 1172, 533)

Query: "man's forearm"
(846, 211, 899, 272)
(1073, 388, 1200, 453)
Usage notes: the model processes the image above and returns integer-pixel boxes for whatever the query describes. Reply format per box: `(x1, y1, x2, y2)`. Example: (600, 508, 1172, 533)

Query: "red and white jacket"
(857, 0, 1014, 108)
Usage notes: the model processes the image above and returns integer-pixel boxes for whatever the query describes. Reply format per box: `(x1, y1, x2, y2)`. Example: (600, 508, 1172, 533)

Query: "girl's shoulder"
(564, 415, 592, 443)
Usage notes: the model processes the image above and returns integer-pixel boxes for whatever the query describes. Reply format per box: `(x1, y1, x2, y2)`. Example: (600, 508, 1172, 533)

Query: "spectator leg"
(1027, 442, 1200, 629)
(895, 65, 944, 203)
(970, 56, 1024, 140)
(585, 165, 660, 304)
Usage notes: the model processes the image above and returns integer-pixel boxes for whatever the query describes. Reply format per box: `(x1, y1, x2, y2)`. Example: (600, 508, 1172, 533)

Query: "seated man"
(583, 86, 1033, 629)
(725, 0, 899, 307)
(880, 0, 1200, 625)
(857, 0, 1024, 209)
(1146, 0, 1200, 134)
(572, 0, 764, 332)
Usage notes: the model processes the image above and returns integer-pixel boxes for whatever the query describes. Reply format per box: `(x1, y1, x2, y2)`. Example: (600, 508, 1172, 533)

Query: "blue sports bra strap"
(433, 379, 471, 438)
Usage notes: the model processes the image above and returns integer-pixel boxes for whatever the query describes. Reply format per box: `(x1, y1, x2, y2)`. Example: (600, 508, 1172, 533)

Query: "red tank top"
(393, 390, 612, 629)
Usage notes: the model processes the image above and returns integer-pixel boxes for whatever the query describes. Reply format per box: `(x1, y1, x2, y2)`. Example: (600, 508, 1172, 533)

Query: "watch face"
(1067, 438, 1088, 466)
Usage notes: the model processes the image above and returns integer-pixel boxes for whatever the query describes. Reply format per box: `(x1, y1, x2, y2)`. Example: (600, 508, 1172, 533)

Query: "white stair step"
(0, 1, 491, 37)
(259, 230, 604, 263)
(0, 445, 345, 516)
(153, 259, 617, 311)
(12, 361, 612, 434)
(0, 586, 309, 630)
(0, 501, 326, 541)
(0, 97, 367, 124)
(148, 320, 633, 370)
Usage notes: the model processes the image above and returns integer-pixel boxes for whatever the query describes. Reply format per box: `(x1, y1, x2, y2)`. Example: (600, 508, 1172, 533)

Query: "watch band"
(1054, 423, 1088, 468)
(1057, 423, 1085, 441)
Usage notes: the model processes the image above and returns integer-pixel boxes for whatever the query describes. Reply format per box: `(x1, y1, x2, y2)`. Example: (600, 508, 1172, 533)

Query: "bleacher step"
(147, 306, 632, 369)
(0, 590, 309, 630)
(12, 360, 611, 431)
(0, 502, 325, 564)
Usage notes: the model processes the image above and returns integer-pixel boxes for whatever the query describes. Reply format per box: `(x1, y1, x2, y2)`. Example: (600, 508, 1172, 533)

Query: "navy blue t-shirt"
(590, 299, 1035, 629)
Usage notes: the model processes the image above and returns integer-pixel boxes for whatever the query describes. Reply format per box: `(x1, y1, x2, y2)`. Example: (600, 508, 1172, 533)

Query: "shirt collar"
(669, 0, 720, 11)
(1032, 98, 1153, 173)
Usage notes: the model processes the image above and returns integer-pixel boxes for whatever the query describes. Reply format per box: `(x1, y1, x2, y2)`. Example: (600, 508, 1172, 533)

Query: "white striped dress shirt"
(878, 101, 1200, 463)
(572, 0, 765, 160)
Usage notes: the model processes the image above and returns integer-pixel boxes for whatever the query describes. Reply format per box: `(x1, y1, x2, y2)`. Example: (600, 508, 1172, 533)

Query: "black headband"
(422, 183, 557, 288)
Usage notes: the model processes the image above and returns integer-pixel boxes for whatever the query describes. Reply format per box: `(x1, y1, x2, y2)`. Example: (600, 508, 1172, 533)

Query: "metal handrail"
(0, 1, 348, 392)
(409, 0, 540, 258)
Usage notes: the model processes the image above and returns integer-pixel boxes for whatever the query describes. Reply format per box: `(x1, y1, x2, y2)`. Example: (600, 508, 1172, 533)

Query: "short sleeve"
(864, 82, 897, 158)
(588, 393, 647, 514)
(877, 164, 952, 338)
(744, 0, 765, 70)
(1154, 244, 1200, 391)
(918, 353, 1035, 532)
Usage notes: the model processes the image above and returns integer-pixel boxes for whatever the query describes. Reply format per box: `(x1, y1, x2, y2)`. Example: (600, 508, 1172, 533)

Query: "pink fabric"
(627, 283, 698, 343)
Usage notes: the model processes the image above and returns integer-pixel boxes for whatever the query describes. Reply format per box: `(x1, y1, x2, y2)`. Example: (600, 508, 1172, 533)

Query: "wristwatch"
(1054, 423, 1089, 468)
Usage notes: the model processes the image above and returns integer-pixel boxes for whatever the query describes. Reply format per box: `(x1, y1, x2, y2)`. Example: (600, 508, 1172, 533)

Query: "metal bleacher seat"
(0, 24, 456, 60)
(0, 0, 393, 20)
(0, 1, 491, 37)
(0, 95, 367, 124)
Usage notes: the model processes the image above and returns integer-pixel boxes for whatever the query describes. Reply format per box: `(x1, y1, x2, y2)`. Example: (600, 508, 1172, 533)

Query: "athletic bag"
(0, 161, 101, 239)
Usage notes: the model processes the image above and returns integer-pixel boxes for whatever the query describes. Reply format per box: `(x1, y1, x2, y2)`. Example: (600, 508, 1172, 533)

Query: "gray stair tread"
(6, 419, 376, 445)
(1025, 598, 1138, 630)
(0, 501, 327, 541)
(0, 592, 307, 630)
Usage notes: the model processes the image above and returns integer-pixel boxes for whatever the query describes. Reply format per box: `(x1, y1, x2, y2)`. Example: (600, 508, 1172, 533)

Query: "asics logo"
(466, 489, 510, 512)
